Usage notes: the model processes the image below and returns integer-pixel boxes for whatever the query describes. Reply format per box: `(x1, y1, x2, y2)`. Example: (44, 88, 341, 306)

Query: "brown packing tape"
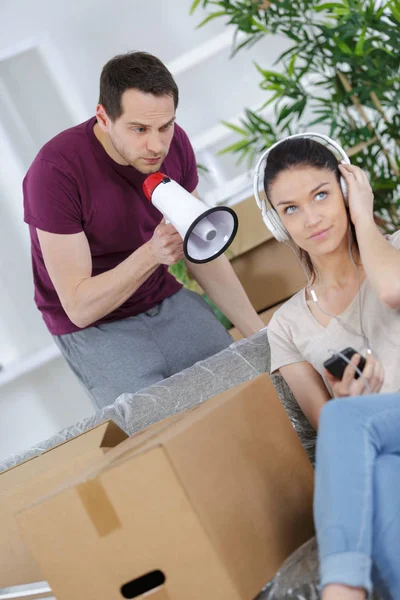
(77, 479, 121, 537)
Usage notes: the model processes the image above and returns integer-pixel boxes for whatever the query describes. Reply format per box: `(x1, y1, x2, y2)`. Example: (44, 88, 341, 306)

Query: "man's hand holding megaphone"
(150, 219, 184, 266)
(143, 172, 238, 264)
(142, 172, 264, 338)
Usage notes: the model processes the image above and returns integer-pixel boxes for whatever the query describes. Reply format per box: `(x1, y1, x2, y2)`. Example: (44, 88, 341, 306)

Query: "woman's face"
(268, 166, 348, 255)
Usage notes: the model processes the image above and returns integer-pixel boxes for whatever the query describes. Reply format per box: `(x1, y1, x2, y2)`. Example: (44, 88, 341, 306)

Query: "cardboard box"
(18, 375, 314, 600)
(229, 197, 306, 311)
(0, 420, 128, 588)
(229, 303, 284, 342)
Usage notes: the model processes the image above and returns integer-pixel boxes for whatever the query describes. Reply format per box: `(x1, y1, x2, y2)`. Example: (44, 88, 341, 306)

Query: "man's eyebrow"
(126, 117, 176, 128)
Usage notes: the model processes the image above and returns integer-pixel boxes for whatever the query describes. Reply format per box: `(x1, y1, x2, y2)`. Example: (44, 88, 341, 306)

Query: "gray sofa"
(0, 328, 319, 599)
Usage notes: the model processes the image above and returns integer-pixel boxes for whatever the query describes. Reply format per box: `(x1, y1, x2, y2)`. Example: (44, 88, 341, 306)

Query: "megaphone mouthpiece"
(142, 172, 171, 201)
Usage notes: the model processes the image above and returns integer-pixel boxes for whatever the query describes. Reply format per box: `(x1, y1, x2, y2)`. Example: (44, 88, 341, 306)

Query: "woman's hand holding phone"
(324, 353, 385, 397)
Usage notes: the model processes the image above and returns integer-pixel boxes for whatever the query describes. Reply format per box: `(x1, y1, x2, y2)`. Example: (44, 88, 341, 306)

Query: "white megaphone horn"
(143, 173, 238, 264)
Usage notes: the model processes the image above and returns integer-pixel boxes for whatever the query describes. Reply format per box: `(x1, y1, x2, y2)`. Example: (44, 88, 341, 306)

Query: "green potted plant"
(191, 0, 400, 232)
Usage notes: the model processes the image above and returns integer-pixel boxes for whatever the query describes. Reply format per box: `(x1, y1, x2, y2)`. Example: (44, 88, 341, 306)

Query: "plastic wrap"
(271, 373, 317, 464)
(257, 536, 383, 600)
(257, 537, 319, 600)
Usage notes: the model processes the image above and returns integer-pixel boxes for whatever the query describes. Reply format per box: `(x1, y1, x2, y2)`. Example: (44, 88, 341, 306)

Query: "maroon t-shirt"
(23, 118, 198, 335)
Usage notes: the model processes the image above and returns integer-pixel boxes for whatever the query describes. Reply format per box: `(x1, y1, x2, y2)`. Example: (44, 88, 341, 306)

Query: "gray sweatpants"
(54, 288, 233, 410)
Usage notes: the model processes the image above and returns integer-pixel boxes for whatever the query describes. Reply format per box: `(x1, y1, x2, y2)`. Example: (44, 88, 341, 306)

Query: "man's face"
(98, 89, 176, 173)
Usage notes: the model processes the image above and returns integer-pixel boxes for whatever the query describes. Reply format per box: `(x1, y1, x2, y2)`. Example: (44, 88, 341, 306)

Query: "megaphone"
(142, 173, 238, 263)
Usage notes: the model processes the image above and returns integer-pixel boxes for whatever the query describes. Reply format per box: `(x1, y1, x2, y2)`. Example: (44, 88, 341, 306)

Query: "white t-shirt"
(268, 231, 400, 395)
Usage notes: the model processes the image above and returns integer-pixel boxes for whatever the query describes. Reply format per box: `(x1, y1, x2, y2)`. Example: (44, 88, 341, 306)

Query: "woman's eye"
(315, 191, 327, 201)
(284, 205, 297, 215)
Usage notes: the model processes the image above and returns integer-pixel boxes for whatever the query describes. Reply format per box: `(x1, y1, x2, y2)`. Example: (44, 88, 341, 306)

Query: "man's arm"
(186, 190, 263, 338)
(37, 221, 183, 329)
(185, 254, 264, 338)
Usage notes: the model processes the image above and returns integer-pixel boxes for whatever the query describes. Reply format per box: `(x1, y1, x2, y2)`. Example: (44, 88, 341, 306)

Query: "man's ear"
(96, 104, 109, 131)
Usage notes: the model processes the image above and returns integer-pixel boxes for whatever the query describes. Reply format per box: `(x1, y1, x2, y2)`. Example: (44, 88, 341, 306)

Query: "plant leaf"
(196, 10, 226, 28)
(189, 0, 202, 15)
(287, 54, 296, 77)
(220, 120, 248, 135)
(314, 2, 349, 12)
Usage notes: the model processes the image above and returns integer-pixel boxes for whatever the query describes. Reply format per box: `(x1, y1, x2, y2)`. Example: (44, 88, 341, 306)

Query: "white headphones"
(253, 132, 351, 242)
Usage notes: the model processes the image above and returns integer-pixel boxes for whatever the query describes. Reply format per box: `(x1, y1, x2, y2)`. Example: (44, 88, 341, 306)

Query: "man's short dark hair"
(99, 51, 179, 121)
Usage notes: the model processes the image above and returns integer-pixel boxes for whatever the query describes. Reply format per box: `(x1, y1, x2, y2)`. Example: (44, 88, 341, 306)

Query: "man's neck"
(93, 122, 129, 166)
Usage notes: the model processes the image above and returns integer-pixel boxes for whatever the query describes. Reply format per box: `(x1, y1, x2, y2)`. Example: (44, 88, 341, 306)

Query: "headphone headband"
(253, 132, 351, 211)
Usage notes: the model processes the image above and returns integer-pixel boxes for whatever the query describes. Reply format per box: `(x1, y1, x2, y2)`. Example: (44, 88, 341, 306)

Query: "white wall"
(0, 0, 285, 461)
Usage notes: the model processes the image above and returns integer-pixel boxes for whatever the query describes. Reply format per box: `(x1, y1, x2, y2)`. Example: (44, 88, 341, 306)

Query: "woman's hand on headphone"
(324, 352, 384, 398)
(338, 163, 375, 228)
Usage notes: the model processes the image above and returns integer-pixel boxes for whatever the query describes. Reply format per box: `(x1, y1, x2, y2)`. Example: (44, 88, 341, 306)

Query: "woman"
(263, 136, 400, 599)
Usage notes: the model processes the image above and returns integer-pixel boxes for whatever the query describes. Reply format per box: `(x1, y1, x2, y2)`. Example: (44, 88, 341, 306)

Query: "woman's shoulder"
(268, 287, 307, 331)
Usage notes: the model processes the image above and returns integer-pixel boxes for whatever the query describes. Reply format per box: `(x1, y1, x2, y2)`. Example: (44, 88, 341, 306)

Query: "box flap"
(0, 420, 127, 492)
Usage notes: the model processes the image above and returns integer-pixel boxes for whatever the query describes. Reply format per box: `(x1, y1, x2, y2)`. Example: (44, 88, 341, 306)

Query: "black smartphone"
(323, 347, 366, 380)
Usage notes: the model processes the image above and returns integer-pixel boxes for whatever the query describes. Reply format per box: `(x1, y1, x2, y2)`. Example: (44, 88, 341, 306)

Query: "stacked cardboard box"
(229, 196, 306, 312)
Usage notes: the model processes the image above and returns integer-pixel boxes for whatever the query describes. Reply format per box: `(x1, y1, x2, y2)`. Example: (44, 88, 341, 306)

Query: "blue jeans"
(314, 393, 400, 598)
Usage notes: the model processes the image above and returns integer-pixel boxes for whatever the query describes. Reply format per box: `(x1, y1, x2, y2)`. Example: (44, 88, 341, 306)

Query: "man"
(23, 51, 263, 409)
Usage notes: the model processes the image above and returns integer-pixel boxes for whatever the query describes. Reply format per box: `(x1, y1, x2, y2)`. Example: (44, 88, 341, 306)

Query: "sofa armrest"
(115, 328, 316, 462)
(115, 328, 270, 434)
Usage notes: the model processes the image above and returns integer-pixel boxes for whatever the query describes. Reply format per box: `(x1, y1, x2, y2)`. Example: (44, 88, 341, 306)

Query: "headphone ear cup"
(340, 176, 348, 205)
(263, 209, 289, 243)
